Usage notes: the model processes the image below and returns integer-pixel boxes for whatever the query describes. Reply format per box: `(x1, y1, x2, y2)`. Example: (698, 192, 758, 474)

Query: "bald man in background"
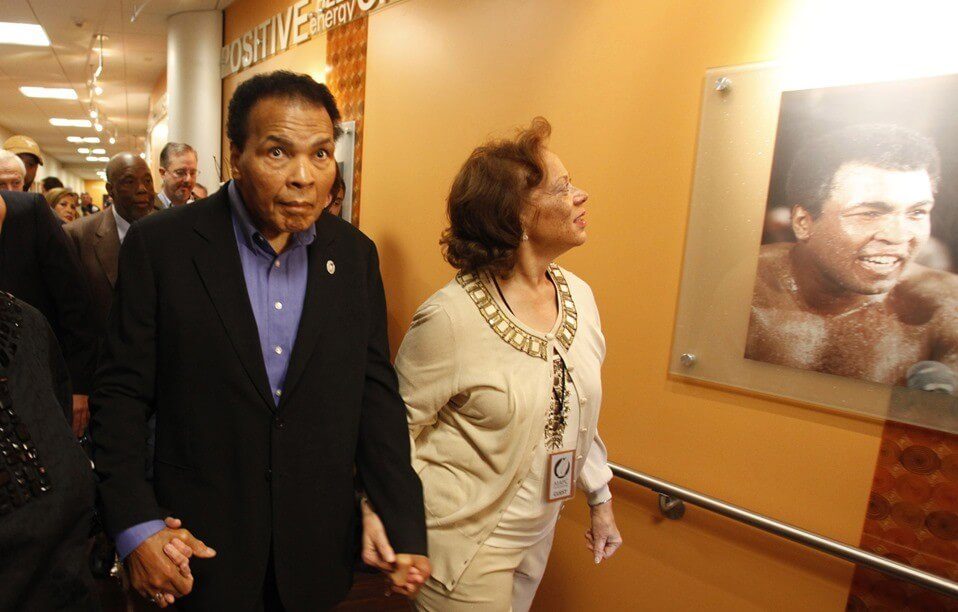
(65, 153, 158, 332)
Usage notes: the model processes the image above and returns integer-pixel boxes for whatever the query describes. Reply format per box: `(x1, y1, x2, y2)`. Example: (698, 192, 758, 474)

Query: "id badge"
(547, 450, 576, 502)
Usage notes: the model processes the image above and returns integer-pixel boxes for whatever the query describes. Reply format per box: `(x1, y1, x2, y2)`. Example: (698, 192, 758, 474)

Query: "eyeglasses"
(169, 168, 199, 179)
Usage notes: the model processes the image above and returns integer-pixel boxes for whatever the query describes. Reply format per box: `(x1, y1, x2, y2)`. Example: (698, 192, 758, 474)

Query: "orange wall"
(221, 1, 885, 609)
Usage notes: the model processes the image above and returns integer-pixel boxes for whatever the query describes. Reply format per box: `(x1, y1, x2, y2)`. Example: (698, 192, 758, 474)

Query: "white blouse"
(396, 264, 613, 590)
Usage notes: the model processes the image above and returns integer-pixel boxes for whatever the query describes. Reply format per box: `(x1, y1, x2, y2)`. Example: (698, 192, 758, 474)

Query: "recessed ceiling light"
(139, 152, 146, 159)
(89, 109, 98, 119)
(94, 123, 103, 132)
(67, 136, 100, 143)
(20, 86, 78, 100)
(108, 136, 116, 145)
(77, 147, 90, 154)
(98, 156, 110, 162)
(85, 156, 100, 162)
(93, 85, 103, 96)
(51, 118, 92, 127)
(91, 148, 105, 154)
(0, 22, 50, 47)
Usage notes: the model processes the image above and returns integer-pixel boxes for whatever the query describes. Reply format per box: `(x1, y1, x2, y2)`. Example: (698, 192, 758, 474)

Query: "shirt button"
(274, 301, 283, 310)
(275, 389, 282, 397)
(274, 417, 285, 429)
(580, 426, 587, 433)
(274, 260, 281, 268)
(579, 397, 587, 405)
(577, 454, 583, 461)
(274, 346, 283, 355)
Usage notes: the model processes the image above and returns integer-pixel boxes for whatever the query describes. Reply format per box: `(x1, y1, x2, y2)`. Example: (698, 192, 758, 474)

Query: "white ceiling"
(0, 0, 231, 179)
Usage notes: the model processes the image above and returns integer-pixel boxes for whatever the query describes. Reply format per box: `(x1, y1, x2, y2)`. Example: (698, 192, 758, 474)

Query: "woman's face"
(522, 149, 589, 255)
(54, 194, 79, 223)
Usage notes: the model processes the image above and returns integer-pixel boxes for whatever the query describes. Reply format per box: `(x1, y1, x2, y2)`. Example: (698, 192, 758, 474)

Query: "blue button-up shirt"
(115, 181, 315, 559)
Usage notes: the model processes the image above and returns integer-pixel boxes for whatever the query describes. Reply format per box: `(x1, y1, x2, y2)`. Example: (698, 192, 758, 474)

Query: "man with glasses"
(156, 142, 199, 208)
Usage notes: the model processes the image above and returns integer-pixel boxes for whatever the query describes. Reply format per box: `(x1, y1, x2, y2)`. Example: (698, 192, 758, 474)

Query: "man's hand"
(585, 500, 623, 565)
(71, 394, 89, 437)
(126, 519, 216, 607)
(359, 498, 430, 598)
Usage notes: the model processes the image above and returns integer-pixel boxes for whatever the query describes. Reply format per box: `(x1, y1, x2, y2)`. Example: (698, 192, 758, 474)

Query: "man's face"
(0, 162, 24, 191)
(230, 97, 336, 239)
(17, 154, 38, 189)
(80, 193, 93, 207)
(107, 157, 156, 222)
(797, 163, 935, 295)
(159, 151, 198, 205)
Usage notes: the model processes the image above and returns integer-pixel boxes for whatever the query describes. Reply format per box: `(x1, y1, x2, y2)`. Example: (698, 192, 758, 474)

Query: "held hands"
(360, 497, 431, 598)
(71, 394, 89, 437)
(585, 500, 623, 565)
(128, 516, 216, 607)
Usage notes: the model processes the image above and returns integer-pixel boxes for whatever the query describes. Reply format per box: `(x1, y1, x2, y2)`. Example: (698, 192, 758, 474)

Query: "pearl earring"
(521, 232, 529, 241)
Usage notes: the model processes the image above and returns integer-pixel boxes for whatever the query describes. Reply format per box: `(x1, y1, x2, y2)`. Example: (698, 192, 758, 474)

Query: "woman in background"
(45, 188, 80, 224)
(395, 117, 622, 611)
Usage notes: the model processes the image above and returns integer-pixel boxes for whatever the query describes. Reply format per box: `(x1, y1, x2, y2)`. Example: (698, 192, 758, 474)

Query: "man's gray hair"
(159, 142, 197, 168)
(0, 149, 26, 177)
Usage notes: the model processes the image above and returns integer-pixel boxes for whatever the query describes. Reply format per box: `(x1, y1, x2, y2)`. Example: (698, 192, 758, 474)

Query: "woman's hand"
(585, 500, 622, 564)
(360, 498, 396, 572)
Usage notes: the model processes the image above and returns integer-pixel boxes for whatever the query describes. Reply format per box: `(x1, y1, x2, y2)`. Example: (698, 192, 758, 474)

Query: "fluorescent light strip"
(20, 86, 78, 100)
(67, 136, 100, 144)
(51, 118, 92, 128)
(91, 148, 105, 155)
(0, 22, 50, 47)
(77, 148, 90, 154)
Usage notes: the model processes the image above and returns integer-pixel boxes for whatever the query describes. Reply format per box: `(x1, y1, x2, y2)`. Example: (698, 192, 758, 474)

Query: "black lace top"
(0, 292, 97, 611)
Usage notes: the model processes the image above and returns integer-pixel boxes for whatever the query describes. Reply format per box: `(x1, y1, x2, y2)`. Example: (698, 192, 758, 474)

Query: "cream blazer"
(396, 264, 613, 590)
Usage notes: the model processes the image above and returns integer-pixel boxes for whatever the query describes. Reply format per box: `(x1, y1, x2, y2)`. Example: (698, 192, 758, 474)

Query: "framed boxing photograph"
(670, 64, 958, 432)
(746, 74, 958, 393)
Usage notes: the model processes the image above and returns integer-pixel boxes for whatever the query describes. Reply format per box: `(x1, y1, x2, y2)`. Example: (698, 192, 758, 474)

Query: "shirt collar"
(112, 204, 131, 244)
(227, 181, 317, 256)
(157, 190, 171, 208)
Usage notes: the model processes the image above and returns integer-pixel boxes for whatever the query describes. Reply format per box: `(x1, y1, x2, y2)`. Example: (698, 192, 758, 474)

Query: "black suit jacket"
(91, 186, 427, 610)
(0, 191, 97, 393)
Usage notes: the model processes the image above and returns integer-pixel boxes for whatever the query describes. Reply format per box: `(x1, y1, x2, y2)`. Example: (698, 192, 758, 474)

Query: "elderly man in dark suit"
(64, 153, 157, 331)
(91, 70, 430, 611)
(0, 189, 98, 436)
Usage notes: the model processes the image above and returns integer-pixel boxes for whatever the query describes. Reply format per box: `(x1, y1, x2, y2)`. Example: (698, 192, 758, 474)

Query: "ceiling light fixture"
(51, 118, 92, 127)
(89, 108, 98, 119)
(77, 147, 90, 154)
(0, 22, 50, 47)
(19, 86, 78, 100)
(139, 152, 146, 159)
(91, 148, 106, 154)
(67, 136, 100, 143)
(94, 123, 103, 132)
(108, 135, 116, 145)
(85, 156, 100, 162)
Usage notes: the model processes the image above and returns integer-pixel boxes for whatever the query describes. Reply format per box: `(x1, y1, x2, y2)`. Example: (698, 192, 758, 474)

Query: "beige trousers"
(413, 529, 556, 612)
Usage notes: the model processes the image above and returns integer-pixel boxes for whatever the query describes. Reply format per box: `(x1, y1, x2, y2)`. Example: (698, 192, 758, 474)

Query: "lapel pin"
(326, 260, 336, 275)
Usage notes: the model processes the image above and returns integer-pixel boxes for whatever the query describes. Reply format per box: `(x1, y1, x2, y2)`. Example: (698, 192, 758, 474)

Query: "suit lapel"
(93, 210, 120, 287)
(279, 213, 337, 409)
(192, 190, 275, 412)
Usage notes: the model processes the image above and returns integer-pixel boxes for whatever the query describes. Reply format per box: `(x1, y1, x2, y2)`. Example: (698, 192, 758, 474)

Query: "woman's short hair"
(441, 117, 552, 275)
(44, 188, 74, 208)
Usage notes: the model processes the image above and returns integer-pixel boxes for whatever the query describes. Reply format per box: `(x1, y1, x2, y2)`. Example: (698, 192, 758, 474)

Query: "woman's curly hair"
(440, 117, 551, 276)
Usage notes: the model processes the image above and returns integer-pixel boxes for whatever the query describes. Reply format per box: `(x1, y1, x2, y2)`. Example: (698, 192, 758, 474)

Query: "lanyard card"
(547, 450, 576, 502)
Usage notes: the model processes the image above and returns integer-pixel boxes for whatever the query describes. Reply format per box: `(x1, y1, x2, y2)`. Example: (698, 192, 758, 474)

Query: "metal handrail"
(608, 461, 958, 599)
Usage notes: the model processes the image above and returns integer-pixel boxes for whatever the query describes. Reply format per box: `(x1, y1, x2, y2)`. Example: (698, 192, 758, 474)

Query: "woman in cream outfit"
(395, 118, 622, 611)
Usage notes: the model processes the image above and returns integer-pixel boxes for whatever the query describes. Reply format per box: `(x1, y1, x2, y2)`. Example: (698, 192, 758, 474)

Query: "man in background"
(65, 153, 157, 333)
(155, 142, 198, 208)
(0, 150, 26, 191)
(42, 176, 64, 194)
(80, 192, 100, 216)
(0, 189, 98, 436)
(3, 135, 43, 191)
(747, 123, 958, 388)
